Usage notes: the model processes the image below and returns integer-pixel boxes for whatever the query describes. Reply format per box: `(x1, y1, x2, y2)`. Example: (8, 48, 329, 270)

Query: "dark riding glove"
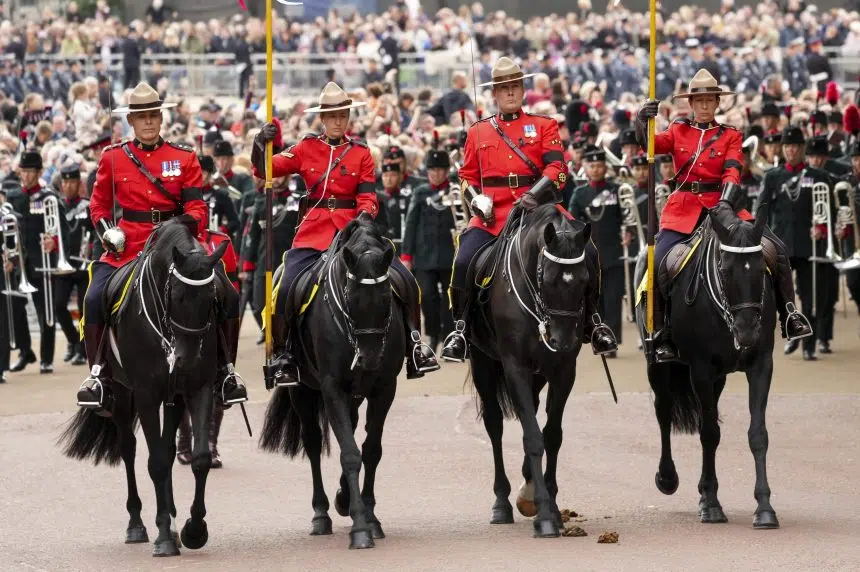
(357, 210, 374, 223)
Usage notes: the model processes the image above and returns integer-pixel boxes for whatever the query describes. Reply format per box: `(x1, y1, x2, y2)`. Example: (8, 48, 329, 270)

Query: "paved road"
(1, 316, 858, 571)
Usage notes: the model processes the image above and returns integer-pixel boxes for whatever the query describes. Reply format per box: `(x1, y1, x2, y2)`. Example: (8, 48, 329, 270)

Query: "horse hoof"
(700, 506, 728, 524)
(349, 529, 375, 550)
(754, 510, 780, 529)
(334, 489, 349, 517)
(369, 522, 385, 539)
(655, 471, 679, 495)
(490, 500, 514, 524)
(310, 515, 333, 536)
(516, 481, 537, 517)
(152, 537, 181, 557)
(180, 518, 208, 550)
(125, 524, 149, 544)
(533, 518, 560, 538)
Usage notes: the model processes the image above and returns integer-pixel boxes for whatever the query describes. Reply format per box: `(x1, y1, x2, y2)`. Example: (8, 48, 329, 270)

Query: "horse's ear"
(543, 222, 556, 247)
(580, 222, 591, 245)
(382, 243, 395, 268)
(208, 240, 229, 265)
(342, 246, 357, 269)
(753, 203, 769, 240)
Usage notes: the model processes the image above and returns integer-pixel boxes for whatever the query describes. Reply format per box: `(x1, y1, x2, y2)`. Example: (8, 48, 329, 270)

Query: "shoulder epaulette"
(673, 117, 692, 126)
(720, 123, 739, 131)
(525, 112, 553, 120)
(301, 133, 319, 141)
(167, 141, 194, 152)
(103, 140, 129, 152)
(350, 139, 368, 148)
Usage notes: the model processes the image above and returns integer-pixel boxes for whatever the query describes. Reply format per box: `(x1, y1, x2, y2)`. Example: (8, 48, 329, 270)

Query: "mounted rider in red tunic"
(634, 69, 812, 361)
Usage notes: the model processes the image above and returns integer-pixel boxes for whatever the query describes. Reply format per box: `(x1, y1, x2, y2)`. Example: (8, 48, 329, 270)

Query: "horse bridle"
(712, 240, 766, 350)
(506, 218, 586, 352)
(325, 254, 392, 370)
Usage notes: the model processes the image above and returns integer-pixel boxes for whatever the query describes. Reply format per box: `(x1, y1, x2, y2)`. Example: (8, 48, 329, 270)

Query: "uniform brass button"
(508, 155, 512, 159)
(146, 154, 151, 158)
(123, 177, 127, 181)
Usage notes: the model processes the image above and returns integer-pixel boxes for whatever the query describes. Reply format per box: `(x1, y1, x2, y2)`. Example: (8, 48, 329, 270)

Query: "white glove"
(470, 194, 495, 226)
(102, 226, 126, 254)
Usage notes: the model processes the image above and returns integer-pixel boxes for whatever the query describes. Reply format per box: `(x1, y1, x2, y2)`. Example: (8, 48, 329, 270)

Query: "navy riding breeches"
(83, 262, 116, 326)
(450, 228, 495, 293)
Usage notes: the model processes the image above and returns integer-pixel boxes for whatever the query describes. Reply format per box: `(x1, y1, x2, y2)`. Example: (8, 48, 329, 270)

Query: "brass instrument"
(70, 229, 93, 270)
(66, 198, 93, 270)
(833, 181, 860, 271)
(743, 135, 772, 177)
(35, 195, 76, 328)
(211, 170, 243, 201)
(438, 184, 470, 237)
(655, 183, 671, 218)
(810, 181, 839, 317)
(208, 195, 219, 232)
(1, 203, 38, 349)
(603, 146, 634, 182)
(618, 183, 644, 322)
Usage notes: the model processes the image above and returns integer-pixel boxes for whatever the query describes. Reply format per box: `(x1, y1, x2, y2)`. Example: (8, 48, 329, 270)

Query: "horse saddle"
(465, 238, 502, 295)
(103, 258, 142, 325)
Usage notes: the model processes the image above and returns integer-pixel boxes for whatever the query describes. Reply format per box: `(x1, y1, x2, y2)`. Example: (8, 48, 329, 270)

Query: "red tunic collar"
(784, 162, 806, 173)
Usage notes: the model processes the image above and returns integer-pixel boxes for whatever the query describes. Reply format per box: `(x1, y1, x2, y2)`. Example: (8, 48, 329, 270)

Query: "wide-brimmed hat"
(304, 82, 367, 113)
(112, 82, 177, 114)
(478, 57, 537, 88)
(673, 69, 735, 100)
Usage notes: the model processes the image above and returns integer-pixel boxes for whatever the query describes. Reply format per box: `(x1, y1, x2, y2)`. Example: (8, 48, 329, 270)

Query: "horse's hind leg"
(693, 370, 727, 524)
(518, 376, 545, 519)
(323, 382, 373, 549)
(180, 389, 214, 549)
(360, 378, 395, 540)
(115, 390, 148, 543)
(293, 386, 332, 536)
(650, 362, 681, 495)
(746, 354, 779, 529)
(472, 348, 513, 525)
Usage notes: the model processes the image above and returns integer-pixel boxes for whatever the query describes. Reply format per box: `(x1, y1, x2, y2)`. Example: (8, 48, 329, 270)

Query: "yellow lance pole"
(264, 0, 274, 365)
(645, 0, 658, 335)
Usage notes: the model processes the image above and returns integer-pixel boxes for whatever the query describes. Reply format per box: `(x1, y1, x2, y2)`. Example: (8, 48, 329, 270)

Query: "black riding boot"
(440, 286, 469, 362)
(404, 298, 439, 380)
(76, 324, 114, 416)
(216, 318, 247, 407)
(650, 291, 679, 362)
(773, 248, 813, 341)
(264, 314, 300, 388)
(582, 254, 618, 355)
(176, 410, 192, 465)
(209, 406, 224, 469)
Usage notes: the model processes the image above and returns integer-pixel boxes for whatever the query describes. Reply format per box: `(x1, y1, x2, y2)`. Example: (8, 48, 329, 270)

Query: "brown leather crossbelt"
(299, 197, 357, 211)
(122, 208, 181, 224)
(481, 174, 539, 189)
(676, 181, 720, 193)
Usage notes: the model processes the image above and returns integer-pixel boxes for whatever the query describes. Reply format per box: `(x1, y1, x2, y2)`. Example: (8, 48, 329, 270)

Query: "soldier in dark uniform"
(6, 150, 69, 373)
(53, 164, 90, 366)
(199, 155, 240, 238)
(624, 153, 650, 322)
(806, 135, 851, 178)
(401, 147, 457, 353)
(762, 132, 783, 168)
(759, 102, 782, 136)
(739, 136, 763, 213)
(842, 144, 860, 317)
(376, 157, 411, 244)
(655, 154, 674, 183)
(568, 146, 624, 356)
(756, 126, 835, 360)
(212, 139, 255, 247)
(0, 190, 16, 383)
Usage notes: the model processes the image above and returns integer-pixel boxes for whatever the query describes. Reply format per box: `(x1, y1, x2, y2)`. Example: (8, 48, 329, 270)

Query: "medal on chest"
(523, 124, 537, 139)
(161, 160, 181, 178)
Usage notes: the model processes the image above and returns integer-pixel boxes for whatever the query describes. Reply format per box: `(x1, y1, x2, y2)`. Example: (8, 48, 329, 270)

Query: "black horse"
(466, 204, 594, 538)
(635, 204, 780, 528)
(260, 219, 406, 550)
(60, 218, 233, 556)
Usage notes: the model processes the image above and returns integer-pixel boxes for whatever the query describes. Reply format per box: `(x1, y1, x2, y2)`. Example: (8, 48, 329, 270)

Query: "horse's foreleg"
(180, 389, 214, 549)
(693, 370, 727, 524)
(323, 385, 373, 549)
(137, 400, 181, 557)
(335, 399, 361, 519)
(162, 402, 183, 521)
(504, 360, 559, 538)
(542, 373, 574, 528)
(293, 387, 332, 536)
(115, 392, 147, 544)
(520, 377, 544, 487)
(651, 362, 680, 495)
(360, 381, 395, 540)
(746, 355, 779, 529)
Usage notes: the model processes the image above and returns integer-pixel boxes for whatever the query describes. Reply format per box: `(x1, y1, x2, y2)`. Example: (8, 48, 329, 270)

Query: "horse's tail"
(57, 409, 128, 466)
(259, 387, 330, 458)
(649, 362, 702, 434)
(473, 359, 519, 421)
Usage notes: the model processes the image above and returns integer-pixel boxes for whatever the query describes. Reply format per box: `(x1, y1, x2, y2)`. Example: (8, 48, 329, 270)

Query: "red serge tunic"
(654, 119, 753, 234)
(253, 134, 378, 251)
(458, 111, 569, 236)
(203, 230, 239, 291)
(90, 139, 207, 267)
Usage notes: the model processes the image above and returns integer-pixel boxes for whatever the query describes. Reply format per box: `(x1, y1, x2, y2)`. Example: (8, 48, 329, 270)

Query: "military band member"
(199, 154, 240, 239)
(843, 145, 860, 317)
(655, 154, 674, 183)
(636, 69, 812, 362)
(756, 126, 832, 360)
(440, 57, 616, 361)
(401, 146, 457, 354)
(617, 128, 640, 163)
(759, 102, 782, 135)
(762, 132, 783, 167)
(0, 189, 15, 383)
(76, 82, 247, 412)
(6, 150, 69, 374)
(212, 139, 254, 250)
(376, 157, 410, 243)
(738, 136, 763, 212)
(54, 163, 90, 366)
(807, 135, 851, 178)
(569, 147, 624, 355)
(252, 82, 439, 384)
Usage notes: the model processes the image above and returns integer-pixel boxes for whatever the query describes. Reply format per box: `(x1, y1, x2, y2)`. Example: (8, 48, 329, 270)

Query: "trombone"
(618, 183, 645, 322)
(810, 181, 840, 317)
(655, 183, 671, 219)
(1, 204, 38, 349)
(211, 170, 243, 201)
(833, 181, 860, 271)
(35, 195, 76, 327)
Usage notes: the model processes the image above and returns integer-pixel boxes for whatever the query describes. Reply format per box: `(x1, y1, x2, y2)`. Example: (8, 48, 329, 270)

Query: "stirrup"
(268, 355, 300, 388)
(588, 313, 618, 356)
(410, 331, 441, 373)
(785, 302, 813, 342)
(77, 365, 104, 408)
(220, 364, 249, 405)
(440, 320, 468, 363)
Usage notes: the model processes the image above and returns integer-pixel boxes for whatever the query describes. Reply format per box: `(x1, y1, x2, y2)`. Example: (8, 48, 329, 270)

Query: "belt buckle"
(151, 209, 161, 224)
(327, 197, 336, 212)
(690, 181, 701, 194)
(508, 173, 518, 188)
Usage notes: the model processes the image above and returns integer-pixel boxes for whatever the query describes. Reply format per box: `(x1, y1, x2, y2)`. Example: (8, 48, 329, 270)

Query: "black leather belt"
(122, 209, 181, 224)
(299, 197, 357, 211)
(676, 181, 720, 193)
(481, 174, 539, 189)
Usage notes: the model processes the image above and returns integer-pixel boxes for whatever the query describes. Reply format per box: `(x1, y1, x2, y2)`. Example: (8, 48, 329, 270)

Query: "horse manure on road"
(562, 525, 588, 537)
(560, 508, 580, 522)
(597, 531, 619, 544)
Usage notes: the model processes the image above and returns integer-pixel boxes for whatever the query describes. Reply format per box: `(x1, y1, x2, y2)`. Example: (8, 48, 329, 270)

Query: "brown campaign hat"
(672, 69, 735, 100)
(112, 82, 177, 114)
(477, 56, 537, 88)
(304, 82, 367, 114)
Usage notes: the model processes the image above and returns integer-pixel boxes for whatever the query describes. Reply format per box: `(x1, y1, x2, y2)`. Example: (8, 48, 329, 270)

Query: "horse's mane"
(524, 203, 585, 259)
(341, 219, 391, 265)
(710, 204, 761, 247)
(151, 217, 209, 274)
